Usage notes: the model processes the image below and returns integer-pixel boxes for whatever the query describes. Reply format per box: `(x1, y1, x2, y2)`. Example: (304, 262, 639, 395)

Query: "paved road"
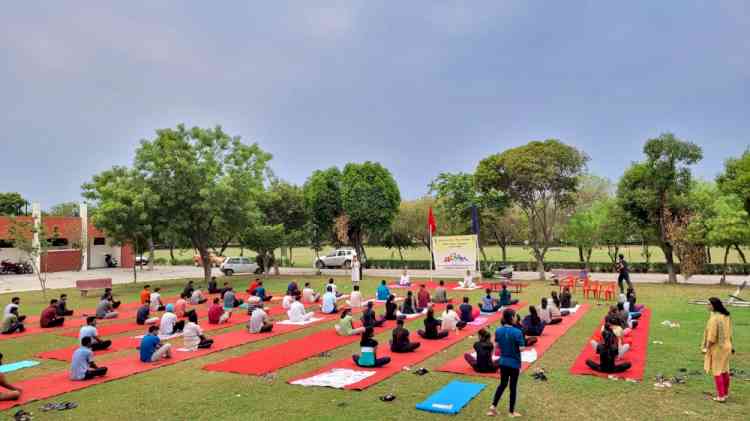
(0, 265, 745, 293)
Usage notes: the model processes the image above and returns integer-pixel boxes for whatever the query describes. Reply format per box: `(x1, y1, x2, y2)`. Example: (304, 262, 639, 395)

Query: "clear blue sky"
(2, 1, 748, 209)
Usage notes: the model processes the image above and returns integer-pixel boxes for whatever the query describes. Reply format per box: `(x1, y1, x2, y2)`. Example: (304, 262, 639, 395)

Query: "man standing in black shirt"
(616, 254, 632, 293)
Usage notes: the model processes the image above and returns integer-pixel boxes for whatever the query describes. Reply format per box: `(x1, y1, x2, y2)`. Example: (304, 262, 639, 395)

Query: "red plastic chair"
(602, 283, 616, 301)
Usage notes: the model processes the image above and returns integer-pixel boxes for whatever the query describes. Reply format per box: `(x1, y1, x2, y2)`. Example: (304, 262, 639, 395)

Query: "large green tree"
(259, 180, 308, 265)
(45, 201, 79, 217)
(707, 194, 750, 282)
(476, 139, 588, 279)
(133, 125, 271, 281)
(617, 133, 702, 283)
(0, 193, 29, 216)
(303, 167, 342, 258)
(340, 161, 401, 261)
(717, 149, 750, 214)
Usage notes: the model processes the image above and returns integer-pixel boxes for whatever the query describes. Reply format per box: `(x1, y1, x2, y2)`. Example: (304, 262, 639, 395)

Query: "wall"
(40, 249, 82, 273)
(120, 243, 134, 268)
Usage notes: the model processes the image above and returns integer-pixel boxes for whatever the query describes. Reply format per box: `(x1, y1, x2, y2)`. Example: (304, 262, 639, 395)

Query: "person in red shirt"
(417, 285, 431, 311)
(247, 279, 260, 296)
(207, 298, 229, 324)
(40, 299, 65, 328)
(139, 285, 151, 304)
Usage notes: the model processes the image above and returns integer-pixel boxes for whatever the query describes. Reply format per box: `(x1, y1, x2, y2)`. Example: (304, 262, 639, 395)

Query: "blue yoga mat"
(0, 360, 39, 373)
(416, 380, 486, 415)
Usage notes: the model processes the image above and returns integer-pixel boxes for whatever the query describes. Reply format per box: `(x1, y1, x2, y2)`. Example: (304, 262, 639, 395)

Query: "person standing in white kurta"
(351, 255, 361, 287)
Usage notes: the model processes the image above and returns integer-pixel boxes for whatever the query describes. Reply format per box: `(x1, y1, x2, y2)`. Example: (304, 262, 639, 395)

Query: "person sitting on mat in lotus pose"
(183, 311, 213, 350)
(399, 269, 411, 287)
(418, 307, 449, 340)
(560, 287, 576, 309)
(255, 281, 272, 302)
(191, 286, 207, 305)
(223, 287, 243, 309)
(441, 304, 467, 331)
(56, 294, 74, 316)
(182, 281, 195, 299)
(159, 304, 185, 336)
(282, 293, 295, 310)
(3, 297, 25, 324)
(336, 308, 365, 336)
(593, 313, 630, 358)
(248, 303, 274, 333)
(70, 337, 108, 380)
(208, 277, 220, 295)
(40, 299, 65, 328)
(353, 327, 390, 368)
(140, 326, 172, 362)
(137, 300, 159, 325)
(0, 353, 22, 400)
(464, 328, 499, 373)
(174, 293, 190, 318)
(416, 284, 431, 312)
(513, 313, 537, 346)
(101, 288, 121, 309)
(346, 285, 364, 308)
(327, 278, 343, 298)
(585, 320, 632, 374)
(377, 280, 391, 301)
(79, 317, 112, 351)
(1, 307, 25, 334)
(626, 287, 643, 312)
(617, 300, 640, 326)
(384, 294, 398, 320)
(287, 281, 300, 297)
(390, 317, 420, 353)
(400, 290, 418, 315)
(459, 296, 480, 323)
(479, 289, 501, 313)
(550, 291, 569, 316)
(499, 284, 519, 307)
(521, 306, 545, 337)
(302, 282, 320, 303)
(432, 280, 449, 303)
(538, 298, 561, 325)
(361, 301, 385, 328)
(288, 294, 315, 322)
(321, 285, 338, 314)
(150, 287, 166, 312)
(487, 308, 524, 418)
(245, 295, 264, 316)
(95, 296, 118, 320)
(246, 278, 260, 296)
(208, 298, 230, 325)
(459, 269, 477, 289)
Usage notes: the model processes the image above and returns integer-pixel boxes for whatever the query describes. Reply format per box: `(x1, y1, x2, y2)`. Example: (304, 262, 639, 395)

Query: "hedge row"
(364, 259, 750, 275)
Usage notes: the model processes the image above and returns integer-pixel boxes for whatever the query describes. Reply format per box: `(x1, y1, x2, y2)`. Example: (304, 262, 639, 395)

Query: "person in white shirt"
(327, 279, 342, 298)
(79, 317, 112, 351)
(149, 288, 165, 312)
(441, 304, 467, 331)
(351, 255, 361, 286)
(190, 288, 207, 305)
(347, 285, 364, 308)
(287, 295, 315, 322)
(159, 304, 185, 336)
(459, 270, 477, 288)
(399, 269, 411, 286)
(282, 294, 295, 310)
(248, 307, 274, 333)
(3, 298, 20, 318)
(302, 282, 320, 303)
(182, 312, 213, 350)
(321, 286, 338, 314)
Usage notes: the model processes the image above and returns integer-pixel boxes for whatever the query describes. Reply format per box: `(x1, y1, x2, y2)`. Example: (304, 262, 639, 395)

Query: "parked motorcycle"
(105, 254, 118, 268)
(0, 260, 33, 274)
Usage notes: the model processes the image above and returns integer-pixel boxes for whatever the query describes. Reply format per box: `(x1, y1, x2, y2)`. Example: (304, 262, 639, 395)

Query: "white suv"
(314, 248, 357, 269)
(220, 257, 260, 276)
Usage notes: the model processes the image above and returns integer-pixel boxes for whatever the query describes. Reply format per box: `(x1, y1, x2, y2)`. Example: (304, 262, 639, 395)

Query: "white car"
(314, 248, 357, 269)
(220, 257, 260, 276)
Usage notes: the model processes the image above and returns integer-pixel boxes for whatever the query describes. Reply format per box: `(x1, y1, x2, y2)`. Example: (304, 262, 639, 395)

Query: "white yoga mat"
(291, 368, 376, 388)
(278, 317, 324, 325)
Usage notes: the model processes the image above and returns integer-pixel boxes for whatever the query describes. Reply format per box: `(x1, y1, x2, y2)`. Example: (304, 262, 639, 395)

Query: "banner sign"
(431, 235, 478, 271)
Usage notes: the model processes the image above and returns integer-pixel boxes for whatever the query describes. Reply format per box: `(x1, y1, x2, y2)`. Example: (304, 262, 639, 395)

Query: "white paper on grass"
(277, 317, 324, 326)
(521, 348, 538, 363)
(561, 305, 581, 314)
(291, 368, 376, 388)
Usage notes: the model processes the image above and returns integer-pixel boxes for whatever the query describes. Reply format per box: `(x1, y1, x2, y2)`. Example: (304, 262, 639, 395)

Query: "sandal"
(712, 396, 726, 403)
(486, 407, 498, 417)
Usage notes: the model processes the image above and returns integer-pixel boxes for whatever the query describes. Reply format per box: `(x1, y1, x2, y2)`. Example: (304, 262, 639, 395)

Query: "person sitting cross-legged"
(376, 280, 390, 301)
(464, 328, 499, 373)
(56, 294, 74, 316)
(513, 313, 537, 346)
(136, 300, 160, 325)
(361, 301, 385, 329)
(150, 287, 166, 312)
(1, 307, 25, 335)
(96, 297, 118, 320)
(432, 280, 449, 303)
(478, 289, 501, 313)
(521, 306, 546, 337)
(321, 285, 338, 315)
(390, 317, 421, 353)
(288, 294, 315, 322)
(400, 290, 418, 315)
(70, 337, 108, 380)
(40, 299, 65, 328)
(417, 307, 449, 340)
(183, 311, 213, 350)
(302, 282, 320, 303)
(384, 294, 399, 320)
(159, 304, 185, 336)
(585, 320, 632, 374)
(0, 353, 22, 401)
(223, 287, 243, 309)
(441, 304, 467, 331)
(416, 284, 431, 312)
(499, 284, 519, 306)
(255, 281, 272, 302)
(459, 296, 480, 323)
(335, 308, 365, 336)
(191, 286, 207, 305)
(352, 327, 391, 368)
(248, 303, 274, 333)
(79, 316, 112, 351)
(208, 276, 220, 295)
(459, 270, 477, 289)
(140, 325, 172, 362)
(101, 288, 121, 309)
(539, 297, 562, 325)
(208, 298, 230, 325)
(346, 285, 364, 308)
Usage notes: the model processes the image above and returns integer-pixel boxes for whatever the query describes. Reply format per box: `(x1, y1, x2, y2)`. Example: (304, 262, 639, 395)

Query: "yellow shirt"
(702, 312, 733, 376)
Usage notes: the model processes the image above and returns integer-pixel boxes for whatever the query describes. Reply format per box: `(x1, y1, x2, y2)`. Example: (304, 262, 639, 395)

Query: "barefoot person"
(40, 299, 65, 328)
(390, 318, 420, 353)
(335, 309, 365, 336)
(140, 326, 172, 362)
(352, 327, 390, 368)
(464, 328, 499, 373)
(0, 353, 22, 400)
(702, 297, 734, 403)
(136, 300, 160, 326)
(1, 307, 25, 335)
(459, 270, 477, 288)
(70, 337, 108, 380)
(79, 317, 112, 351)
(288, 294, 315, 322)
(487, 308, 524, 417)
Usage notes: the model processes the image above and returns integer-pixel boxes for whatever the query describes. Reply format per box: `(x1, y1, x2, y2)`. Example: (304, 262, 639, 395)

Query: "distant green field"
(154, 245, 748, 267)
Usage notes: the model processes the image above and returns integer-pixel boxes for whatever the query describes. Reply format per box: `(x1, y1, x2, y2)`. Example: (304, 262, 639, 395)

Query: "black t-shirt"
(391, 326, 411, 350)
(136, 305, 150, 325)
(423, 317, 441, 338)
(361, 338, 378, 348)
(361, 309, 378, 327)
(473, 341, 495, 372)
(459, 303, 474, 322)
(385, 301, 398, 320)
(619, 259, 629, 274)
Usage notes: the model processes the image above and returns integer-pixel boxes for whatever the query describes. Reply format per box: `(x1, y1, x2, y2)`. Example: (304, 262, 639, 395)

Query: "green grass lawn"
(155, 244, 750, 267)
(2, 275, 748, 420)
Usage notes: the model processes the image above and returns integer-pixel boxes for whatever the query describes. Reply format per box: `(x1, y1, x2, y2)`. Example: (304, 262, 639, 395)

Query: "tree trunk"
(199, 246, 212, 282)
(273, 253, 280, 275)
(479, 245, 488, 264)
(148, 237, 155, 271)
(289, 247, 294, 267)
(734, 244, 747, 264)
(706, 246, 712, 264)
(133, 244, 138, 283)
(721, 245, 730, 285)
(219, 239, 231, 256)
(169, 245, 176, 265)
(533, 248, 546, 280)
(398, 247, 404, 262)
(662, 243, 677, 284)
(501, 244, 507, 262)
(578, 246, 584, 263)
(585, 248, 592, 272)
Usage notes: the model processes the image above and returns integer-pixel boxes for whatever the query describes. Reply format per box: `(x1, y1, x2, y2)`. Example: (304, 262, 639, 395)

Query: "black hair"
(60, 294, 67, 299)
(341, 308, 351, 318)
(11, 297, 19, 303)
(353, 285, 359, 291)
(144, 284, 151, 288)
(213, 298, 220, 304)
(529, 306, 540, 324)
(501, 308, 516, 326)
(188, 312, 198, 323)
(148, 325, 159, 333)
(50, 299, 58, 305)
(541, 297, 548, 309)
(381, 280, 386, 285)
(462, 296, 469, 303)
(708, 297, 730, 316)
(446, 303, 454, 311)
(86, 316, 96, 325)
(360, 327, 374, 344)
(439, 280, 444, 285)
(396, 318, 404, 326)
(81, 336, 92, 347)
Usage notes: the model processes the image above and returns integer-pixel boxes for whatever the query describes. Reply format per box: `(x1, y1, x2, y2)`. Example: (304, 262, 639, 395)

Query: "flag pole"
(429, 225, 433, 284)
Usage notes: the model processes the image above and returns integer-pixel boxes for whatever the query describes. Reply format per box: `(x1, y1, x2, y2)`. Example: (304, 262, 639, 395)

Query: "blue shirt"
(322, 292, 336, 313)
(481, 296, 496, 312)
(376, 285, 390, 301)
(223, 291, 236, 308)
(70, 347, 93, 380)
(494, 325, 524, 369)
(140, 334, 160, 362)
(255, 287, 266, 300)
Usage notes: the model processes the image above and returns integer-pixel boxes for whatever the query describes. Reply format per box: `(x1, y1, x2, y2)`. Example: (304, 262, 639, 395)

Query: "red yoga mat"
(287, 303, 525, 390)
(569, 307, 651, 380)
(436, 304, 591, 378)
(0, 313, 332, 410)
(37, 336, 141, 362)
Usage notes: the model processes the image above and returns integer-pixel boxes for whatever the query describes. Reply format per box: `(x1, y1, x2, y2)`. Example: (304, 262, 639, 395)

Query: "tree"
(569, 175, 613, 260)
(476, 139, 588, 279)
(303, 167, 342, 258)
(133, 125, 271, 282)
(240, 224, 285, 274)
(717, 149, 750, 214)
(0, 193, 29, 216)
(8, 217, 56, 295)
(82, 166, 153, 282)
(563, 199, 610, 270)
(259, 180, 308, 265)
(46, 202, 79, 217)
(340, 162, 401, 262)
(617, 133, 703, 283)
(482, 206, 527, 262)
(706, 194, 750, 282)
